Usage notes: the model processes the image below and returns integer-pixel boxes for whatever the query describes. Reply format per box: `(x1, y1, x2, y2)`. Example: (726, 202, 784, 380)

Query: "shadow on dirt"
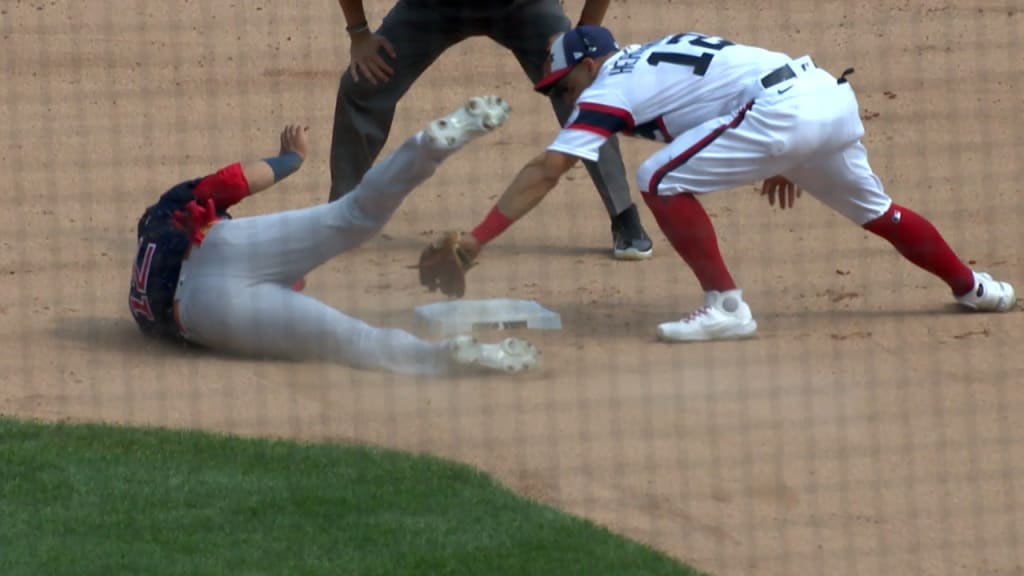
(51, 315, 206, 359)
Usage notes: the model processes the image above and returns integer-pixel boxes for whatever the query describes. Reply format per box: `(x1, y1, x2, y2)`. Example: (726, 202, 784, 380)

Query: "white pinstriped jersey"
(548, 32, 793, 162)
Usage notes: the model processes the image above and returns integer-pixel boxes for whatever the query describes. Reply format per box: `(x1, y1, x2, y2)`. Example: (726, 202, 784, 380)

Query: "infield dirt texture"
(2, 1, 1023, 575)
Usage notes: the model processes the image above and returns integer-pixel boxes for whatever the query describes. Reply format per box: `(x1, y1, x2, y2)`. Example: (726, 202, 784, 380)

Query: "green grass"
(0, 418, 703, 576)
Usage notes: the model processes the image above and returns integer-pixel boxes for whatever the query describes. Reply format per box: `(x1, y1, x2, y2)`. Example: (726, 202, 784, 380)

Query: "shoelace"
(682, 305, 712, 323)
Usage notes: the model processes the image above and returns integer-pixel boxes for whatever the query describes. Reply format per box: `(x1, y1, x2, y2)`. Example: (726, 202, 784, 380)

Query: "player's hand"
(280, 124, 310, 161)
(348, 31, 396, 86)
(761, 175, 801, 210)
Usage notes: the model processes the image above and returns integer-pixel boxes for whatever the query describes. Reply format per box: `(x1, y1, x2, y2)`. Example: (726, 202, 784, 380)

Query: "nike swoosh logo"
(777, 85, 794, 95)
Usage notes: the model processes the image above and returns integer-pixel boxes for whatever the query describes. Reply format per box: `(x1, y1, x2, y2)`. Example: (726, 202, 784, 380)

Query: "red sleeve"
(192, 162, 251, 211)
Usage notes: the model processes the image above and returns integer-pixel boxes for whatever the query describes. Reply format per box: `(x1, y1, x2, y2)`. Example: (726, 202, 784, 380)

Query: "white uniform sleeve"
(546, 90, 635, 162)
(548, 125, 606, 162)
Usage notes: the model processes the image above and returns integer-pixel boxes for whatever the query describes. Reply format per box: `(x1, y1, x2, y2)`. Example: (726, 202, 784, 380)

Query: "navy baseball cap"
(534, 25, 619, 94)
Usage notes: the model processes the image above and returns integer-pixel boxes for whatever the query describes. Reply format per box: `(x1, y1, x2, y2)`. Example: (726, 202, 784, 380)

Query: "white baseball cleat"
(956, 271, 1016, 312)
(657, 289, 758, 342)
(424, 96, 510, 150)
(449, 335, 539, 374)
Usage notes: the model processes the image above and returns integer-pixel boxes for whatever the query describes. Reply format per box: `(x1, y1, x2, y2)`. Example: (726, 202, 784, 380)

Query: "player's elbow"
(539, 151, 577, 188)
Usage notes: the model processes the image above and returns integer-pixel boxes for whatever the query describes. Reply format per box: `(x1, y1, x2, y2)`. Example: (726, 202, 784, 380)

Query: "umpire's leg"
(488, 0, 652, 257)
(329, 0, 468, 201)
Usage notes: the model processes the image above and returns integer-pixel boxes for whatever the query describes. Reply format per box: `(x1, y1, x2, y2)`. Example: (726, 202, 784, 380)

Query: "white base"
(414, 299, 562, 337)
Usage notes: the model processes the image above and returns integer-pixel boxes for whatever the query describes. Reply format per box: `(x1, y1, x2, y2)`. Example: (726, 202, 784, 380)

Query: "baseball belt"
(760, 56, 816, 89)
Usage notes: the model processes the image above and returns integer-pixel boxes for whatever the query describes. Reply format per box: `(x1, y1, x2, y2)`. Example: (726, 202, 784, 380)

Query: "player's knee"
(640, 189, 660, 209)
(635, 157, 660, 194)
(636, 157, 689, 196)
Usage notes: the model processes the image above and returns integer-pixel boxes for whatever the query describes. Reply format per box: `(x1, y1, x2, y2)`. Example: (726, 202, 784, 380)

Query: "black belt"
(761, 63, 857, 89)
(760, 64, 797, 89)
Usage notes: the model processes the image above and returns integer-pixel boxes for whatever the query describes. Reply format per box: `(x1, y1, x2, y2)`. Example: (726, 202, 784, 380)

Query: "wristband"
(470, 206, 514, 245)
(346, 21, 369, 34)
(263, 150, 303, 182)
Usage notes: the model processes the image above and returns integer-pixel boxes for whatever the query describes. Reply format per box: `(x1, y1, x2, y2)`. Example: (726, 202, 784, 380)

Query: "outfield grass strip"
(0, 418, 705, 576)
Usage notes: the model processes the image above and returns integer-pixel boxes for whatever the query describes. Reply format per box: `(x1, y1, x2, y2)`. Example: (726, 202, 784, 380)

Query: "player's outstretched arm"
(414, 149, 577, 298)
(241, 124, 309, 196)
(460, 149, 579, 259)
(190, 125, 308, 213)
(497, 150, 579, 219)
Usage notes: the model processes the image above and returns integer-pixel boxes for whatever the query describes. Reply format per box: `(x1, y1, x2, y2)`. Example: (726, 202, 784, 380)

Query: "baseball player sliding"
(129, 96, 539, 374)
(418, 26, 1016, 342)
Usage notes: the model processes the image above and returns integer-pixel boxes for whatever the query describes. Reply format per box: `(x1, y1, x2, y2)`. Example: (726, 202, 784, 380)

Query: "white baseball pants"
(637, 58, 892, 225)
(174, 132, 457, 376)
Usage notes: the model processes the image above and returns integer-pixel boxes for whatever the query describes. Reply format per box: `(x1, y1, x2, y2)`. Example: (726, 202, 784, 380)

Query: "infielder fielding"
(330, 0, 654, 260)
(129, 97, 539, 374)
(418, 26, 1015, 342)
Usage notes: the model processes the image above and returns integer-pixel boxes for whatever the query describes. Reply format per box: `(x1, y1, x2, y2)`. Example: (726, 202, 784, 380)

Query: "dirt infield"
(2, 1, 1022, 574)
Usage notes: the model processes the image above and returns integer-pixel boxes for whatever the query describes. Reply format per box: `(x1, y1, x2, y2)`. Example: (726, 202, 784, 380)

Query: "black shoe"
(611, 204, 653, 261)
(613, 228, 653, 260)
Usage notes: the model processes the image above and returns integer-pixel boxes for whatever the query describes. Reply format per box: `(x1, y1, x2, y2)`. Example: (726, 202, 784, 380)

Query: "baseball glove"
(415, 231, 476, 298)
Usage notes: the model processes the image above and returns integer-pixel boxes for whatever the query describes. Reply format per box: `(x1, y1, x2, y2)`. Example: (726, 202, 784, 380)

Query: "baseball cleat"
(424, 96, 510, 150)
(449, 335, 539, 374)
(956, 272, 1016, 312)
(657, 289, 758, 342)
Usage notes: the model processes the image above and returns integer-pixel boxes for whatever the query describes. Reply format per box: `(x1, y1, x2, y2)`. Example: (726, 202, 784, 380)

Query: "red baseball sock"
(862, 203, 975, 296)
(642, 192, 737, 292)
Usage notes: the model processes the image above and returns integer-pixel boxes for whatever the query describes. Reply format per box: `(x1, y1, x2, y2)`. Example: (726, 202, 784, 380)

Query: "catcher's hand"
(415, 231, 479, 298)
